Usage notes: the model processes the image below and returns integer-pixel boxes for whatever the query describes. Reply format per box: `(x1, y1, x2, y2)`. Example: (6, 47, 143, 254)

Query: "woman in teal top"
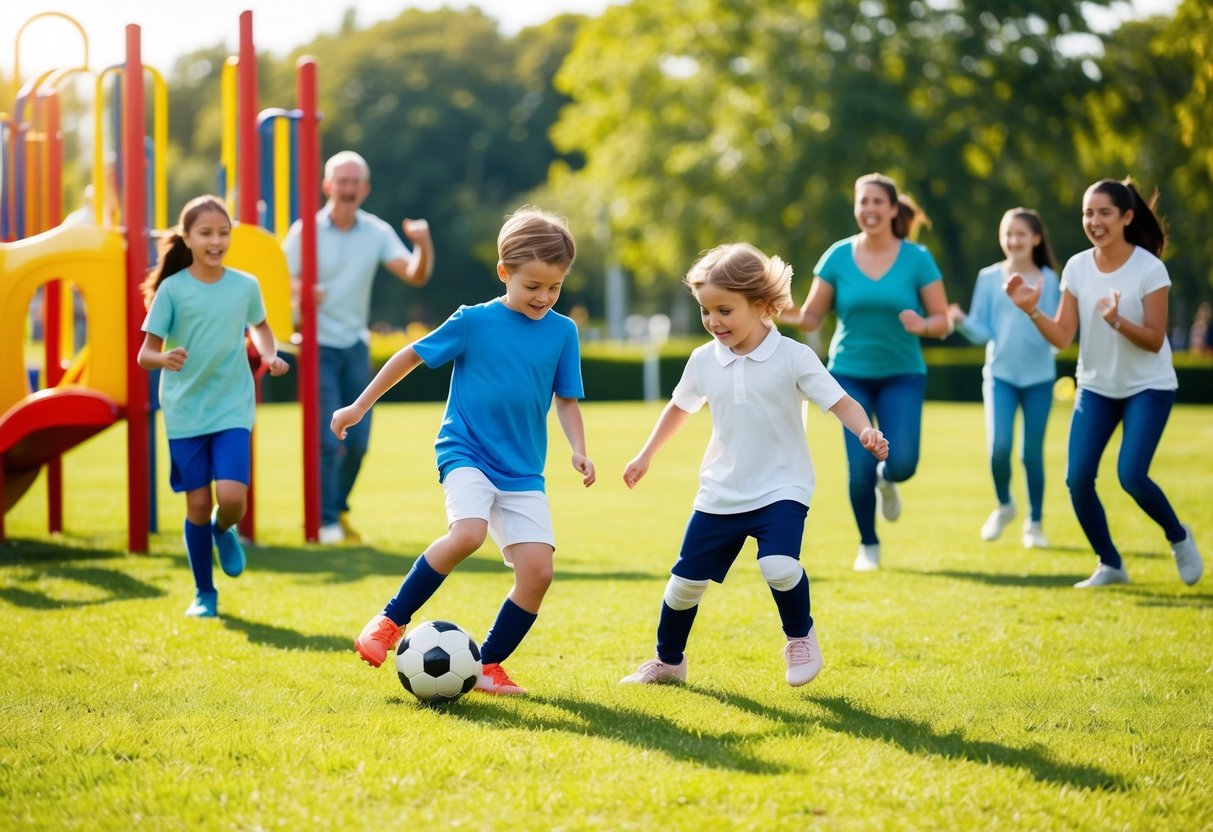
(784, 173, 950, 571)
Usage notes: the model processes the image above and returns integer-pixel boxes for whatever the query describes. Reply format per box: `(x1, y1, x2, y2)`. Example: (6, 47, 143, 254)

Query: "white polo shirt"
(671, 326, 846, 514)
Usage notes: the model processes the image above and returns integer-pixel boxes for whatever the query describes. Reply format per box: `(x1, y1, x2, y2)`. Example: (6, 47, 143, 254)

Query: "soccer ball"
(395, 620, 482, 703)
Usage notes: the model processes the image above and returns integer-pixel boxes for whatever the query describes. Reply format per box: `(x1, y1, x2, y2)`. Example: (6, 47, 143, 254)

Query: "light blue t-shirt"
(283, 205, 410, 348)
(816, 237, 943, 378)
(956, 263, 1060, 387)
(413, 298, 584, 493)
(142, 268, 267, 439)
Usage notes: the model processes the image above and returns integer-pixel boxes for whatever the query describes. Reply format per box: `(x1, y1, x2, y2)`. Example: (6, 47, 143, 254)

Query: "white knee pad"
(759, 555, 804, 592)
(663, 575, 709, 611)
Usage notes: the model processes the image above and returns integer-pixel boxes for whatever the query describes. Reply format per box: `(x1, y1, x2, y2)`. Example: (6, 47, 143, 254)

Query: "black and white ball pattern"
(395, 620, 482, 703)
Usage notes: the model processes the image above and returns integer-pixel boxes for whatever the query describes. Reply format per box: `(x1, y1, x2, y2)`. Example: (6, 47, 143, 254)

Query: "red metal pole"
(297, 57, 320, 543)
(124, 25, 150, 554)
(236, 10, 261, 542)
(45, 91, 64, 533)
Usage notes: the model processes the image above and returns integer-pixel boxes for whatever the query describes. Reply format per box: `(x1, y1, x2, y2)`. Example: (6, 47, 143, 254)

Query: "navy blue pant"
(319, 341, 372, 525)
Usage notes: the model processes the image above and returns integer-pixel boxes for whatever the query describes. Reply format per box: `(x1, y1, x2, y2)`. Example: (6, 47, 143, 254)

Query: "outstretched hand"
(402, 218, 431, 246)
(572, 453, 596, 487)
(861, 427, 889, 461)
(1004, 272, 1042, 313)
(330, 404, 366, 441)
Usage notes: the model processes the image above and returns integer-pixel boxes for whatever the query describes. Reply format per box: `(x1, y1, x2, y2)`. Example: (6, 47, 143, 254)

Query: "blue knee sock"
(770, 572, 813, 639)
(383, 554, 446, 626)
(480, 598, 538, 665)
(656, 602, 699, 665)
(183, 520, 215, 593)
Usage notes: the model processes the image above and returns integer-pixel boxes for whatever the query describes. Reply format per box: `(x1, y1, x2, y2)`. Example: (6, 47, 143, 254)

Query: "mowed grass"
(2, 400, 1211, 831)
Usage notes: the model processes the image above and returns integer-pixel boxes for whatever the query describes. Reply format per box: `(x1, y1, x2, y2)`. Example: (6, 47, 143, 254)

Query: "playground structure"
(0, 11, 323, 549)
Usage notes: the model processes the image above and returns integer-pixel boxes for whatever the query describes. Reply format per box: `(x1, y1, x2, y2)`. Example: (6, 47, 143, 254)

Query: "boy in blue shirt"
(332, 207, 595, 694)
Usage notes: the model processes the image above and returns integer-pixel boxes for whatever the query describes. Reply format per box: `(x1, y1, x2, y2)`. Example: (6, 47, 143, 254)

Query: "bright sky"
(3, 0, 613, 84)
(3, 0, 1180, 88)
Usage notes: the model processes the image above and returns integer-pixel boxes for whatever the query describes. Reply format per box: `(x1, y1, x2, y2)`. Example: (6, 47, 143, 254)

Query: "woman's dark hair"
(140, 195, 230, 307)
(855, 173, 932, 241)
(1087, 178, 1166, 258)
(1002, 207, 1058, 271)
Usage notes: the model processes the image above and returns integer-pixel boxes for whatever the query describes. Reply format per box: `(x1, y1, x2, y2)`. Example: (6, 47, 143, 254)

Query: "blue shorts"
(672, 500, 808, 583)
(167, 428, 251, 493)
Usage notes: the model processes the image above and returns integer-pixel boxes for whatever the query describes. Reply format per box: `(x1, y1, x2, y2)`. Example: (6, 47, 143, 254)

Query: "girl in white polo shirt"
(620, 243, 888, 687)
(1006, 178, 1203, 588)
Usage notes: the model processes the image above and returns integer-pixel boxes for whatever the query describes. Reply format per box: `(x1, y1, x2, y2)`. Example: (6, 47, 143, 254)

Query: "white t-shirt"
(1061, 247, 1177, 398)
(671, 326, 846, 514)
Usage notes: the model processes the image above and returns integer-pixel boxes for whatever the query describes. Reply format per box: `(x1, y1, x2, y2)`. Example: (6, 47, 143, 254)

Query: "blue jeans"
(985, 378, 1053, 522)
(1066, 386, 1183, 568)
(834, 373, 925, 545)
(319, 341, 372, 525)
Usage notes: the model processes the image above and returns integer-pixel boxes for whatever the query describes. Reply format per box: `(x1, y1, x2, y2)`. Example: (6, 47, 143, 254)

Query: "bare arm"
(330, 345, 424, 439)
(781, 277, 834, 333)
(1006, 274, 1078, 350)
(137, 332, 186, 372)
(249, 321, 290, 376)
(898, 280, 952, 339)
(384, 219, 435, 287)
(829, 394, 888, 460)
(622, 401, 692, 488)
(554, 396, 595, 487)
(1099, 286, 1169, 353)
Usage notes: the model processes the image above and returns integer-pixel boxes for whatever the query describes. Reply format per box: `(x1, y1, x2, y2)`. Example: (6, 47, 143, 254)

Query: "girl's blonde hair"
(140, 195, 230, 307)
(498, 206, 576, 273)
(683, 243, 794, 316)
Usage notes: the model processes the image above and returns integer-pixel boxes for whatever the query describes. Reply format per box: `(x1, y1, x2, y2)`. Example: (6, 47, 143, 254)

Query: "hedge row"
(262, 346, 1213, 404)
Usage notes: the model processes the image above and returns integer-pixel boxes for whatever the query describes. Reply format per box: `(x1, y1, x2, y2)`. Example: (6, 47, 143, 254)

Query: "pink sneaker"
(784, 627, 822, 686)
(474, 662, 527, 695)
(354, 615, 402, 668)
(620, 656, 687, 685)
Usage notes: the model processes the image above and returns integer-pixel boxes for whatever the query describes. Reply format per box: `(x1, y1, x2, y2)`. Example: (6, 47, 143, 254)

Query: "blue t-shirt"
(413, 298, 584, 492)
(815, 237, 942, 378)
(141, 268, 267, 439)
(956, 263, 1060, 387)
(282, 205, 410, 348)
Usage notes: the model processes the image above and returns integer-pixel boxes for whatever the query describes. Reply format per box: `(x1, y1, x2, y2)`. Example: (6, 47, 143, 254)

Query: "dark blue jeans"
(319, 341, 372, 525)
(985, 378, 1053, 522)
(833, 373, 925, 545)
(1066, 386, 1183, 568)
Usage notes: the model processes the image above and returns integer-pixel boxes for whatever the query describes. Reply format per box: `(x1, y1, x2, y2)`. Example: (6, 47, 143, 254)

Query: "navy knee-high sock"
(383, 555, 446, 626)
(770, 572, 813, 639)
(656, 603, 699, 665)
(480, 598, 538, 665)
(184, 520, 215, 593)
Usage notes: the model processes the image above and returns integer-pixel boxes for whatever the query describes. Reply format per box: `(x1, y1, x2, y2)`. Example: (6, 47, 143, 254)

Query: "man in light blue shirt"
(284, 151, 435, 543)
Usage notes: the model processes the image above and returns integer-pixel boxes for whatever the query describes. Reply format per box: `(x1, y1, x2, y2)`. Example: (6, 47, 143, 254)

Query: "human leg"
(1020, 381, 1053, 526)
(210, 429, 252, 577)
(1116, 389, 1183, 538)
(317, 346, 345, 530)
(980, 379, 1019, 540)
(169, 436, 218, 615)
(335, 341, 372, 524)
(1066, 388, 1123, 569)
(834, 375, 880, 547)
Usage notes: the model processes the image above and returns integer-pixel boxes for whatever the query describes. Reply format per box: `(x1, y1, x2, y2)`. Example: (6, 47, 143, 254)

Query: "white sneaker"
(1170, 524, 1203, 586)
(784, 627, 822, 686)
(1022, 520, 1048, 549)
(980, 502, 1017, 541)
(1074, 564, 1129, 588)
(318, 523, 345, 545)
(620, 656, 687, 684)
(853, 543, 880, 572)
(875, 470, 901, 522)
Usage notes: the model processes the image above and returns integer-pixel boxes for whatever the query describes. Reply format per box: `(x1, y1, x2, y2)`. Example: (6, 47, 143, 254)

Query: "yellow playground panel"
(226, 222, 293, 344)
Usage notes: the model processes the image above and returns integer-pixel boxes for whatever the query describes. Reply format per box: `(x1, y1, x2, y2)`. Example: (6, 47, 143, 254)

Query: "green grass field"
(3, 401, 1211, 830)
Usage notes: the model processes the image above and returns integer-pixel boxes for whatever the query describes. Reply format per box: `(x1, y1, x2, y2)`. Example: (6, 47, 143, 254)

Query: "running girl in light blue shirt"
(138, 196, 289, 618)
(947, 208, 1060, 549)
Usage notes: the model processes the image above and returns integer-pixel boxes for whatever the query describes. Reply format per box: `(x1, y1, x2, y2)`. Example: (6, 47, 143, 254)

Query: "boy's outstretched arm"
(829, 395, 889, 460)
(554, 396, 595, 487)
(331, 345, 423, 440)
(622, 401, 691, 489)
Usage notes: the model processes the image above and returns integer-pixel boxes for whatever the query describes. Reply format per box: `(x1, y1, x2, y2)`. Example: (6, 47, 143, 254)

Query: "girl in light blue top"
(784, 173, 950, 571)
(138, 196, 289, 618)
(947, 208, 1060, 549)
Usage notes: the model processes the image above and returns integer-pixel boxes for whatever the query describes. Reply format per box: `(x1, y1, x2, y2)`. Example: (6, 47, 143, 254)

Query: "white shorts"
(442, 467, 555, 564)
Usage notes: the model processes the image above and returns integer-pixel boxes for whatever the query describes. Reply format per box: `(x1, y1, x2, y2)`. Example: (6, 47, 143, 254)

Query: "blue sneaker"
(185, 590, 218, 618)
(211, 506, 246, 578)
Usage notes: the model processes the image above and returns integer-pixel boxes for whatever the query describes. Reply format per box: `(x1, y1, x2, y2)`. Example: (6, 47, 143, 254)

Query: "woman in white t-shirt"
(1005, 178, 1203, 588)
